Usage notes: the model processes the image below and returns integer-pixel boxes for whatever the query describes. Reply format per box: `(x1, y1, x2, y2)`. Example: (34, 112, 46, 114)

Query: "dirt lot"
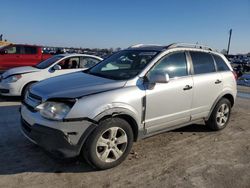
(0, 88, 250, 188)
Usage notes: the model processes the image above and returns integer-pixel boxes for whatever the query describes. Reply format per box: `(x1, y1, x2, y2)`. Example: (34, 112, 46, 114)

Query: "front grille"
(29, 92, 42, 101)
(24, 91, 42, 111)
(22, 101, 37, 112)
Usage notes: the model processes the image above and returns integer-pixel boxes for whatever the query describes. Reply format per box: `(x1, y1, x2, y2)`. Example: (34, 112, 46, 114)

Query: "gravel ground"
(238, 85, 250, 93)
(0, 88, 250, 188)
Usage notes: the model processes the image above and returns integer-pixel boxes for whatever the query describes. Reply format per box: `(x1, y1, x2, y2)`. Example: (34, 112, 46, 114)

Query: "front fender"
(92, 103, 140, 124)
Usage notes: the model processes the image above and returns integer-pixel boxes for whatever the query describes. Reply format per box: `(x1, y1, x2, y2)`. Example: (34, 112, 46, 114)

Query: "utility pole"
(227, 29, 232, 55)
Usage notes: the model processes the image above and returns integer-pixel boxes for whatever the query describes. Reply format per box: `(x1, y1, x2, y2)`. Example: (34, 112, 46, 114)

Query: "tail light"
(232, 71, 238, 80)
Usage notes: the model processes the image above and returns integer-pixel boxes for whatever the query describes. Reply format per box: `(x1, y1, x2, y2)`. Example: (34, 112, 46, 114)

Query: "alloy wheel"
(216, 103, 230, 127)
(96, 127, 128, 163)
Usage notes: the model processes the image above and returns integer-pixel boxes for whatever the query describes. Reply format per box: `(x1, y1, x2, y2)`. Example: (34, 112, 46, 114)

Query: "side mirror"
(149, 71, 170, 84)
(53, 64, 62, 70)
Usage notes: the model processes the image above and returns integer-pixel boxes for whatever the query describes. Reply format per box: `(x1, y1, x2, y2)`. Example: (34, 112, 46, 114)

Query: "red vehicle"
(0, 44, 52, 71)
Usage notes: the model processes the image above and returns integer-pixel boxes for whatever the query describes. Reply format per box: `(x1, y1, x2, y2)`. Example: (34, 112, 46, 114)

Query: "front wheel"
(206, 98, 232, 131)
(82, 118, 134, 170)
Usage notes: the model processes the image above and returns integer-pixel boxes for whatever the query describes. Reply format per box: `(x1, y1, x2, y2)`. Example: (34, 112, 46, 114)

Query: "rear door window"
(23, 46, 37, 54)
(190, 52, 216, 74)
(213, 55, 230, 71)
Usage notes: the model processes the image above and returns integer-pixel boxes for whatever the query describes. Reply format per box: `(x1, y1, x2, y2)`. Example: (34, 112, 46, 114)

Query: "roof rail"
(128, 44, 144, 48)
(128, 44, 162, 49)
(167, 43, 216, 52)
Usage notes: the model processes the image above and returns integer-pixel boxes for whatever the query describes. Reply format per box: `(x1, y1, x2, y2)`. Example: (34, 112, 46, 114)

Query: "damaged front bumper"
(20, 105, 97, 158)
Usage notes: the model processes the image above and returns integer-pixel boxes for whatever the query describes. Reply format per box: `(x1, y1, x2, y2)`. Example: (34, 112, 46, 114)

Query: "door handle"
(183, 85, 193, 90)
(215, 79, 222, 84)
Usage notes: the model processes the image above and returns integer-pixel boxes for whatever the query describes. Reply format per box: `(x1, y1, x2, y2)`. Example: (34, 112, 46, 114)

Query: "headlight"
(36, 101, 72, 121)
(5, 74, 22, 83)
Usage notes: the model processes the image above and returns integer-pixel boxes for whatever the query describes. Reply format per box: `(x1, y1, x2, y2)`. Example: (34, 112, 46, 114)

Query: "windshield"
(87, 50, 159, 80)
(36, 55, 64, 69)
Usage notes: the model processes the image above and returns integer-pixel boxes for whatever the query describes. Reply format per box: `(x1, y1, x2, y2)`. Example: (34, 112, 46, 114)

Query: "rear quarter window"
(80, 57, 101, 68)
(213, 54, 230, 71)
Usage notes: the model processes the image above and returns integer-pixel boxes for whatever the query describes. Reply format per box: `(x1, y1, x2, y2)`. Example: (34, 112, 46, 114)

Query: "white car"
(0, 54, 103, 97)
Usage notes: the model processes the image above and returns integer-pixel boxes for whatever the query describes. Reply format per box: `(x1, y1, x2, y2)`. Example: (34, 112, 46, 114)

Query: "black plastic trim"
(141, 96, 146, 124)
(0, 88, 9, 93)
(63, 117, 97, 124)
(21, 101, 37, 112)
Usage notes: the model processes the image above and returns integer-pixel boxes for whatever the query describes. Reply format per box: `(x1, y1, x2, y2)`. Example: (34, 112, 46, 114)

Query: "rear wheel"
(206, 98, 231, 131)
(82, 118, 134, 170)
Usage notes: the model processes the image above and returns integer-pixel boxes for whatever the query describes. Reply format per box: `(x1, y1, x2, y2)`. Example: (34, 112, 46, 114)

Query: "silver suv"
(20, 43, 237, 169)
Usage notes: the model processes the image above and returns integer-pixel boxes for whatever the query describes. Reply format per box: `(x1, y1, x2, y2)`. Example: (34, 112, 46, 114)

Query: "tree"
(115, 47, 121, 52)
(109, 48, 114, 53)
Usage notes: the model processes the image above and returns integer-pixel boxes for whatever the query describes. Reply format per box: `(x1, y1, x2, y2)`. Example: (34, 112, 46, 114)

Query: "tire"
(206, 98, 232, 131)
(82, 117, 134, 170)
(21, 82, 35, 99)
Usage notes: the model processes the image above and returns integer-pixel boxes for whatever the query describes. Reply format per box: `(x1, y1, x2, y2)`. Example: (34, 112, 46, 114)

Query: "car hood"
(2, 66, 40, 78)
(30, 72, 126, 100)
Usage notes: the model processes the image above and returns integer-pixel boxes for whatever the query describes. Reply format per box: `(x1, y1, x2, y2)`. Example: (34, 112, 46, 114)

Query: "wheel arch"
(222, 93, 234, 107)
(94, 108, 142, 142)
(21, 81, 38, 96)
(206, 92, 235, 121)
